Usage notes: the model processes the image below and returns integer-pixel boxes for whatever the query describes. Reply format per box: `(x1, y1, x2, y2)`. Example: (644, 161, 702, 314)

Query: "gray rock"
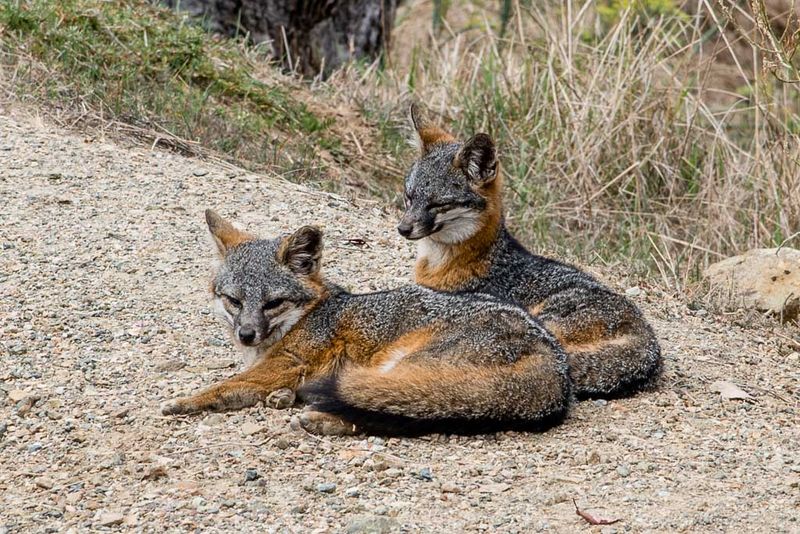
(625, 286, 642, 297)
(415, 467, 433, 481)
(317, 482, 337, 493)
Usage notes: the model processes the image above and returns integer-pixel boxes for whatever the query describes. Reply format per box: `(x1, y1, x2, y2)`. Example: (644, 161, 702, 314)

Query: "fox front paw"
(161, 400, 183, 416)
(266, 388, 296, 409)
(291, 409, 358, 436)
(161, 398, 197, 416)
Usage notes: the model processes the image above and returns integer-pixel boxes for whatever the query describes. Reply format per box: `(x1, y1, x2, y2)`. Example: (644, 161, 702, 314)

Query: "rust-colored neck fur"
(414, 173, 504, 291)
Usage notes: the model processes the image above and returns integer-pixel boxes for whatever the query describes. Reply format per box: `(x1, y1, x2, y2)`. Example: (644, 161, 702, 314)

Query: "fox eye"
(403, 193, 411, 208)
(222, 295, 242, 309)
(427, 202, 454, 212)
(262, 298, 285, 311)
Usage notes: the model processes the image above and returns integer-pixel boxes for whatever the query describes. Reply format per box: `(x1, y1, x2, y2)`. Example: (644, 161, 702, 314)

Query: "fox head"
(398, 104, 500, 244)
(205, 210, 324, 350)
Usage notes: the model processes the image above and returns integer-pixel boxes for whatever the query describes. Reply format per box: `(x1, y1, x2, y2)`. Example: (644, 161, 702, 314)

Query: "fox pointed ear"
(454, 133, 497, 184)
(205, 209, 254, 256)
(278, 226, 323, 275)
(410, 102, 455, 155)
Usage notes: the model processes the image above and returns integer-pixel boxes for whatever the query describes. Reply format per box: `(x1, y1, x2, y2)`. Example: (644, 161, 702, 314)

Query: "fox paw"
(266, 388, 296, 410)
(161, 399, 192, 416)
(291, 409, 358, 436)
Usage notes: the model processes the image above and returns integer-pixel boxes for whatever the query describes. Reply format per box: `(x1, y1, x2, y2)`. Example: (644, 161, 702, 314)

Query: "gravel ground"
(1, 110, 799, 533)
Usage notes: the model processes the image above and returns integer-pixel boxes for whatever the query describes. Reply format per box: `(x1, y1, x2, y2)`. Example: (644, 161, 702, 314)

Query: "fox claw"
(266, 388, 296, 409)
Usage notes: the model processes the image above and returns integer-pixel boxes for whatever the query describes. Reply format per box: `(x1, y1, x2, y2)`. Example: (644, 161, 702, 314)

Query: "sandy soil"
(0, 110, 798, 533)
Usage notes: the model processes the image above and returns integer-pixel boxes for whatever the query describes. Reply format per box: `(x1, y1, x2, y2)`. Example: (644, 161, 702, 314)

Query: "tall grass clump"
(334, 0, 800, 285)
(0, 0, 337, 178)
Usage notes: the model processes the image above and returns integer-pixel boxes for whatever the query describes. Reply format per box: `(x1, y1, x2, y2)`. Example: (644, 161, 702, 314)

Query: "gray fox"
(161, 210, 571, 436)
(397, 105, 662, 399)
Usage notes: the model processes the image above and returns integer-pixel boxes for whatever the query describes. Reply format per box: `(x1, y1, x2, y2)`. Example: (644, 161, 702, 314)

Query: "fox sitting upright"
(161, 210, 571, 436)
(397, 105, 662, 400)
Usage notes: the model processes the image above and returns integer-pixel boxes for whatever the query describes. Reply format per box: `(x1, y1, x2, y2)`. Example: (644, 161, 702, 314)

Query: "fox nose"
(397, 222, 413, 238)
(238, 327, 256, 344)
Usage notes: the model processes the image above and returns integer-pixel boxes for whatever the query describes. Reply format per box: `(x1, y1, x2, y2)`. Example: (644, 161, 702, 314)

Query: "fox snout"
(235, 322, 265, 347)
(237, 325, 258, 345)
(397, 220, 413, 238)
(397, 210, 436, 240)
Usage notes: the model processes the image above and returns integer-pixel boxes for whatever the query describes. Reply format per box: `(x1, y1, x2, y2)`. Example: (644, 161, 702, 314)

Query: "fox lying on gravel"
(397, 105, 663, 400)
(161, 210, 571, 436)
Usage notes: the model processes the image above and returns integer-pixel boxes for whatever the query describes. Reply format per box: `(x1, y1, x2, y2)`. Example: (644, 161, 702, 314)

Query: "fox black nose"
(238, 327, 256, 344)
(397, 222, 413, 237)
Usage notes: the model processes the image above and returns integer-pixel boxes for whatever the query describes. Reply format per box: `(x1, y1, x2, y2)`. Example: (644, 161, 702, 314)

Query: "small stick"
(573, 498, 621, 526)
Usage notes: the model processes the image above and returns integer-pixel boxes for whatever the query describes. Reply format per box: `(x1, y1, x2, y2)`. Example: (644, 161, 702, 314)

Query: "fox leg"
(161, 356, 305, 415)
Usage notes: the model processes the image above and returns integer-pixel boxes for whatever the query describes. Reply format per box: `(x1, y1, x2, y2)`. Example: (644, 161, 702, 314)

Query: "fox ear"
(205, 209, 254, 256)
(410, 102, 454, 155)
(278, 226, 323, 275)
(454, 133, 497, 184)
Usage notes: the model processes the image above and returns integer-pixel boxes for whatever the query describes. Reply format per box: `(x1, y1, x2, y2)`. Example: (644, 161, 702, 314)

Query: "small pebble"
(241, 422, 264, 436)
(203, 414, 225, 426)
(440, 482, 463, 494)
(244, 469, 260, 482)
(98, 512, 124, 527)
(317, 482, 337, 493)
(155, 360, 186, 372)
(35, 477, 54, 489)
(415, 467, 433, 481)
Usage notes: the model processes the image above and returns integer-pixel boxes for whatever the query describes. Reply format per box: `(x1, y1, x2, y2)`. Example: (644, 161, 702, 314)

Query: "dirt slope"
(0, 110, 798, 533)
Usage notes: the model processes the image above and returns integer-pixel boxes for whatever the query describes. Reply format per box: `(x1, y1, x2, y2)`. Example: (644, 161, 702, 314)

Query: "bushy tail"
(299, 355, 571, 436)
(567, 320, 662, 400)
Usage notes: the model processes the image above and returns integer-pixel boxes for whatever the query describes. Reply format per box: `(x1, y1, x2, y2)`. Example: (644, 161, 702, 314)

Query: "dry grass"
(1, 0, 798, 285)
(327, 0, 800, 286)
(0, 0, 348, 186)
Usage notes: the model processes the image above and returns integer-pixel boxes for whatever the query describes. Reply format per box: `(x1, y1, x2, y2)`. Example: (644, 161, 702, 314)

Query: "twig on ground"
(573, 498, 621, 526)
